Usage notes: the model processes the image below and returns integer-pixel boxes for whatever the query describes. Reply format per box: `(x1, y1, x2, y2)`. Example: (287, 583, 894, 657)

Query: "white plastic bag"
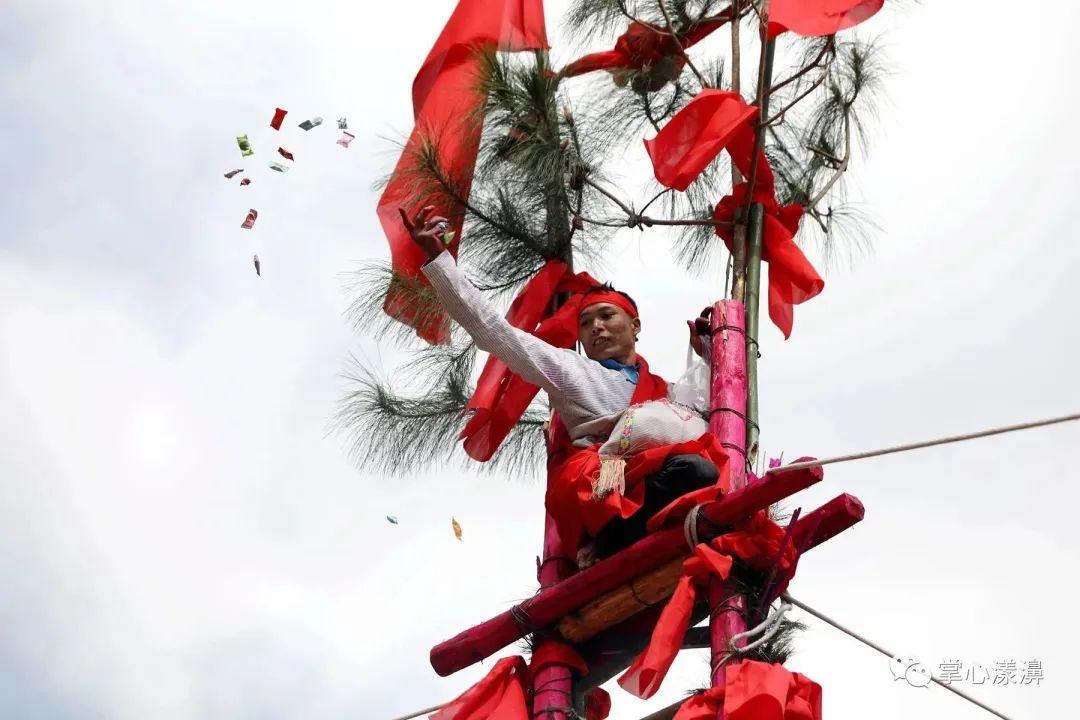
(593, 399, 708, 498)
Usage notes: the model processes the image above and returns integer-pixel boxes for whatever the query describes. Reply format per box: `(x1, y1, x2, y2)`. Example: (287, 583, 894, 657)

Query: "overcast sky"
(1, 1, 1077, 719)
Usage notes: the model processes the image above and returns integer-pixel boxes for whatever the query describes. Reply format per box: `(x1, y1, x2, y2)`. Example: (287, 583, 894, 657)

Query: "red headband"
(580, 291, 638, 319)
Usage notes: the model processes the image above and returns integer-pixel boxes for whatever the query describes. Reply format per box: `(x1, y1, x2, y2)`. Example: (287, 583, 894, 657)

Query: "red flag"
(769, 0, 883, 38)
(270, 107, 287, 130)
(377, 0, 549, 344)
(644, 89, 758, 191)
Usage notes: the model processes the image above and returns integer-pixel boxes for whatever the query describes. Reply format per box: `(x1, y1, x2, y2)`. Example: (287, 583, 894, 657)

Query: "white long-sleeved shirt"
(422, 251, 710, 447)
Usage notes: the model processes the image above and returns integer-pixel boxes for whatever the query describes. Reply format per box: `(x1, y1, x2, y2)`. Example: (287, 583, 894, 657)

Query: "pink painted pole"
(708, 300, 749, 714)
(532, 432, 576, 720)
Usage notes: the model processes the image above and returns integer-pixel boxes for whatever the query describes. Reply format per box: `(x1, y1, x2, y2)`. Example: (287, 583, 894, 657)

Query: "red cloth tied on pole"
(644, 89, 759, 191)
(619, 543, 734, 698)
(560, 12, 731, 88)
(672, 661, 822, 720)
(430, 656, 530, 720)
(769, 0, 884, 38)
(460, 260, 600, 461)
(641, 89, 822, 338)
(431, 648, 611, 720)
(618, 513, 799, 699)
(376, 0, 549, 344)
(713, 183, 822, 339)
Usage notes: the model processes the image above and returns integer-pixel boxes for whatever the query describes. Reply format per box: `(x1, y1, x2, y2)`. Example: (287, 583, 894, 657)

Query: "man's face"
(579, 301, 640, 364)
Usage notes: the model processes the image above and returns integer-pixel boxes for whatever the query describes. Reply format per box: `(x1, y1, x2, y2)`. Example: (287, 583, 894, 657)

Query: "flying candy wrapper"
(435, 220, 455, 246)
(386, 515, 399, 525)
(268, 162, 289, 173)
(241, 209, 258, 229)
(452, 517, 463, 541)
(277, 147, 294, 161)
(253, 254, 261, 276)
(270, 107, 287, 130)
(298, 117, 323, 130)
(240, 178, 251, 186)
(337, 131, 355, 148)
(337, 117, 348, 130)
(224, 168, 243, 179)
(236, 135, 253, 157)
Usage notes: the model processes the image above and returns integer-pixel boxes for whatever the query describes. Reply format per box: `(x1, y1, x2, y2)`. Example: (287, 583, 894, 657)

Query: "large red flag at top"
(377, 0, 549, 344)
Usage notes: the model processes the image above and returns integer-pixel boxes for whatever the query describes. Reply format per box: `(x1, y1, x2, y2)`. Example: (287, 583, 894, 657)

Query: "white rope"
(388, 703, 443, 720)
(684, 503, 703, 550)
(712, 602, 792, 670)
(768, 412, 1080, 476)
(782, 592, 1016, 720)
(730, 602, 792, 653)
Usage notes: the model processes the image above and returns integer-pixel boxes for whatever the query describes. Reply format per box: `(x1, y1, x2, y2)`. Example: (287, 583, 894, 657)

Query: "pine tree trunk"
(532, 48, 579, 720)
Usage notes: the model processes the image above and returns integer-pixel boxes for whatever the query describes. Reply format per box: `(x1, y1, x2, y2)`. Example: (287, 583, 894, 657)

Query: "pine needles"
(340, 11, 891, 480)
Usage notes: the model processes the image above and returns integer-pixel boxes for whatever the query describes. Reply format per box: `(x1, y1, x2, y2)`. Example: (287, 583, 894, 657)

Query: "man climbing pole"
(400, 205, 729, 564)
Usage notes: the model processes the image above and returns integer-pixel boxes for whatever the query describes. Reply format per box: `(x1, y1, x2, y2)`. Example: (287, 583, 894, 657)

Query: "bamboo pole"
(744, 34, 777, 471)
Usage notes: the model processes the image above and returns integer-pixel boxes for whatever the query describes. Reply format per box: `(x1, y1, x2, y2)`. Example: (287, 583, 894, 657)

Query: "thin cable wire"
(389, 414, 1077, 720)
(389, 703, 443, 720)
(782, 592, 1015, 720)
(768, 412, 1080, 475)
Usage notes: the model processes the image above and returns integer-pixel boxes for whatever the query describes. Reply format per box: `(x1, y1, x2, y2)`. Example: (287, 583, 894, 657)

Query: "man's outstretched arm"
(402, 206, 596, 399)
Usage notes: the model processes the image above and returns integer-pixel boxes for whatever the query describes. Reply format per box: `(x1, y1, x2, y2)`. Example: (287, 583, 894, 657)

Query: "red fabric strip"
(769, 0, 884, 38)
(561, 12, 732, 81)
(430, 655, 529, 720)
(582, 290, 638, 319)
(377, 0, 549, 344)
(644, 89, 758, 191)
(618, 573, 699, 699)
(712, 184, 822, 339)
(618, 515, 798, 700)
(459, 263, 599, 461)
(672, 662, 822, 720)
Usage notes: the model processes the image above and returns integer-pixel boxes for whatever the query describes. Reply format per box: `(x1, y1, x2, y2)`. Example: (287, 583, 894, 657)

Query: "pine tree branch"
(656, 0, 709, 89)
(584, 177, 732, 229)
(807, 114, 850, 208)
(769, 37, 834, 97)
(761, 53, 834, 127)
